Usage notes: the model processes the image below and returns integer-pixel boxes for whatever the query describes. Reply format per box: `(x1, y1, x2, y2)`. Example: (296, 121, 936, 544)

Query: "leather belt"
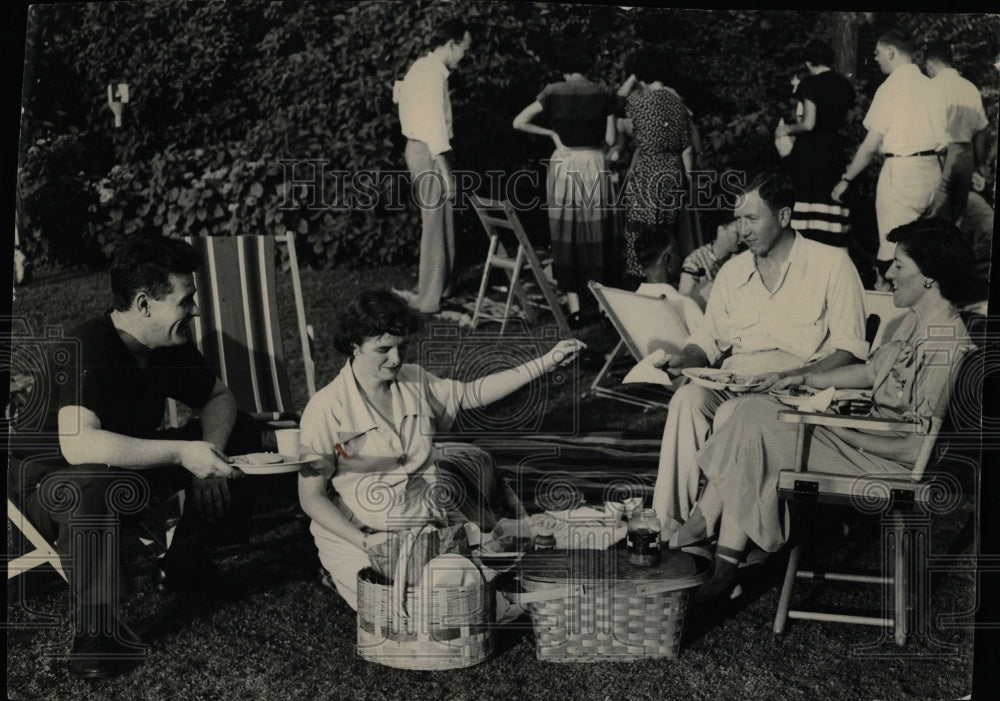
(884, 150, 938, 158)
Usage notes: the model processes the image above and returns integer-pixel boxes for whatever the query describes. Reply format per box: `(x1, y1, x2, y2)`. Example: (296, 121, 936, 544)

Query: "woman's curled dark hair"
(333, 289, 422, 355)
(886, 218, 977, 305)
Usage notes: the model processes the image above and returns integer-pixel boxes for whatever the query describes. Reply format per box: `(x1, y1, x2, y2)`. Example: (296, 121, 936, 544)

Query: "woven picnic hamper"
(515, 549, 708, 663)
(356, 529, 496, 670)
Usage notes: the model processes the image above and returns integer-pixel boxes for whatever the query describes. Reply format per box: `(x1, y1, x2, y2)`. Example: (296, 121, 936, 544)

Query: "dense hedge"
(17, 2, 998, 268)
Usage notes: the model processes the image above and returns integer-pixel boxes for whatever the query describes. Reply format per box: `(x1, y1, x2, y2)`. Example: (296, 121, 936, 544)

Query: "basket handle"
(391, 523, 431, 619)
(506, 584, 585, 605)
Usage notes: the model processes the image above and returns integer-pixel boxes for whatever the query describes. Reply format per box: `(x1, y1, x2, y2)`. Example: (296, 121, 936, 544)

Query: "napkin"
(799, 386, 837, 413)
(420, 554, 482, 589)
(623, 348, 674, 387)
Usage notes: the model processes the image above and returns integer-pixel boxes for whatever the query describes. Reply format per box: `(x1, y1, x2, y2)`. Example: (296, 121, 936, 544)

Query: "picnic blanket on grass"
(470, 433, 661, 513)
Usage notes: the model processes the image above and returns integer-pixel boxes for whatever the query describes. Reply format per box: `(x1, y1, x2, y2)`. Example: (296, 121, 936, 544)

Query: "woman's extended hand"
(552, 133, 567, 152)
(544, 338, 587, 371)
(771, 374, 806, 391)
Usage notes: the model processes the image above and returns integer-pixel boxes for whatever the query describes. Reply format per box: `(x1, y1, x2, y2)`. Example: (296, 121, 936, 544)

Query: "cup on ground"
(275, 429, 301, 460)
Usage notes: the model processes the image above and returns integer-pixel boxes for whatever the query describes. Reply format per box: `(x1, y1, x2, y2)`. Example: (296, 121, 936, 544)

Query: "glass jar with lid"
(627, 508, 661, 566)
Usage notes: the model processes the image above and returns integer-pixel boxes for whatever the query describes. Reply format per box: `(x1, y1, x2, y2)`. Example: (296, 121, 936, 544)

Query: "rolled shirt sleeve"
(823, 252, 870, 360)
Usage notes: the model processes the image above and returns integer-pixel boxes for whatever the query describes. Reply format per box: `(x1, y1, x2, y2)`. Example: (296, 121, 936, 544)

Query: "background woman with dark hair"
(684, 218, 976, 602)
(513, 38, 617, 325)
(775, 40, 856, 247)
(615, 47, 693, 283)
(297, 289, 585, 610)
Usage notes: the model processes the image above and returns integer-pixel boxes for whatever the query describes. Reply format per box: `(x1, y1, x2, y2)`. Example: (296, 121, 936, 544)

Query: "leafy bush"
(18, 3, 998, 268)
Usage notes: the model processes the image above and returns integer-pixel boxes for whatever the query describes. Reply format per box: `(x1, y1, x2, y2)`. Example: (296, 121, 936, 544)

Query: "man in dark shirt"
(10, 237, 260, 679)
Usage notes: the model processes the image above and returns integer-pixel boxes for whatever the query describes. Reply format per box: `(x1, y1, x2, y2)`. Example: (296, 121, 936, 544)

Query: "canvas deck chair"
(6, 496, 67, 583)
(772, 339, 983, 646)
(587, 282, 690, 411)
(178, 233, 316, 427)
(470, 196, 570, 336)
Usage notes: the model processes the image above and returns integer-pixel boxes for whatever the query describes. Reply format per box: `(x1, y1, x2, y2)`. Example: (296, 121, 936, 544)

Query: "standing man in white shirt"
(393, 19, 472, 314)
(652, 169, 867, 546)
(923, 40, 990, 224)
(832, 30, 948, 285)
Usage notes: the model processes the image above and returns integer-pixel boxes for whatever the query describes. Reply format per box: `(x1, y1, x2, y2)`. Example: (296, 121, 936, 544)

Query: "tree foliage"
(17, 2, 998, 268)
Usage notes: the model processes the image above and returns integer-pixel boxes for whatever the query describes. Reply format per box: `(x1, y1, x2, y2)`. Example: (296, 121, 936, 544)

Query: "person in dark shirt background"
(776, 40, 856, 247)
(514, 37, 618, 325)
(10, 236, 260, 679)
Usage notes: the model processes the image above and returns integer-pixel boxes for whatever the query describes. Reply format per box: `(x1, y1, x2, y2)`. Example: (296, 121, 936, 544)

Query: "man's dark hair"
(802, 40, 835, 67)
(111, 236, 201, 311)
(878, 30, 915, 58)
(741, 169, 796, 214)
(627, 47, 676, 86)
(923, 40, 953, 65)
(887, 218, 976, 305)
(634, 227, 677, 271)
(431, 19, 469, 49)
(332, 289, 422, 356)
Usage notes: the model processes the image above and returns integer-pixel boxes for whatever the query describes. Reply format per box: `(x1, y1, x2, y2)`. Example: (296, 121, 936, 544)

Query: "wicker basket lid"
(518, 548, 707, 583)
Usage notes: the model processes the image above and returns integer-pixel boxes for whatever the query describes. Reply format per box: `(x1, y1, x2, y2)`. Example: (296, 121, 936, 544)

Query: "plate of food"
(769, 385, 821, 407)
(230, 452, 322, 475)
(682, 368, 763, 391)
(770, 386, 874, 408)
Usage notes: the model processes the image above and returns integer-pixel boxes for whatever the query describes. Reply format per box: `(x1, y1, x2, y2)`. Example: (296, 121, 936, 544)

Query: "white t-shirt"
(864, 63, 948, 156)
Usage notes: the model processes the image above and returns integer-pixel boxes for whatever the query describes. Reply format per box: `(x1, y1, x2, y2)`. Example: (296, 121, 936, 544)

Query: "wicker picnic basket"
(356, 529, 496, 670)
(514, 549, 709, 663)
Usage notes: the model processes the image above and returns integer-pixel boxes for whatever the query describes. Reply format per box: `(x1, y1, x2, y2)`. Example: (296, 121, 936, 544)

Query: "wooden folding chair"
(469, 196, 570, 336)
(864, 290, 908, 350)
(772, 343, 983, 645)
(6, 498, 67, 582)
(587, 282, 690, 411)
(178, 233, 316, 427)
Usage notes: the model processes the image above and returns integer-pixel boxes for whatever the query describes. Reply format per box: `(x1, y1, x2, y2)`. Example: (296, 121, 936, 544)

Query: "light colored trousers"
(405, 139, 455, 313)
(652, 382, 743, 542)
(875, 156, 941, 261)
(930, 143, 974, 224)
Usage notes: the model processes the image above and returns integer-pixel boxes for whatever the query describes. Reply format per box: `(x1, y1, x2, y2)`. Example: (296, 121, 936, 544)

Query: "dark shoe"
(69, 626, 146, 680)
(693, 557, 739, 603)
(157, 551, 238, 596)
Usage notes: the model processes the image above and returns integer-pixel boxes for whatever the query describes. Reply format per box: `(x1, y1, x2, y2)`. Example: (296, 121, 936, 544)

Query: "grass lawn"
(7, 264, 978, 700)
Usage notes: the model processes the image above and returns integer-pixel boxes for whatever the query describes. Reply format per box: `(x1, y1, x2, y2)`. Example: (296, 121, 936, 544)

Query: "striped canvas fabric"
(790, 201, 851, 241)
(472, 433, 662, 511)
(184, 235, 296, 417)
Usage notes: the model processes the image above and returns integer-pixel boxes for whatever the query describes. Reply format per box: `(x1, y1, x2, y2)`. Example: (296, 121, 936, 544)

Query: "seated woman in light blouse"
(685, 219, 977, 602)
(298, 289, 585, 609)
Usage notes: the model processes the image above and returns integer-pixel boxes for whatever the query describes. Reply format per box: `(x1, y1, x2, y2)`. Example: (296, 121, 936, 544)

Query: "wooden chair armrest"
(777, 410, 920, 433)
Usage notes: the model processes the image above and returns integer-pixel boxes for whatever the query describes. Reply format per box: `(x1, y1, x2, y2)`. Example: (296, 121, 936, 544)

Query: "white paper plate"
(770, 387, 873, 408)
(231, 453, 322, 475)
(682, 368, 762, 391)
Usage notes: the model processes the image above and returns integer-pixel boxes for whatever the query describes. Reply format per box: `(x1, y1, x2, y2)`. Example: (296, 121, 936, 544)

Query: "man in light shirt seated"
(630, 227, 704, 333)
(651, 169, 868, 545)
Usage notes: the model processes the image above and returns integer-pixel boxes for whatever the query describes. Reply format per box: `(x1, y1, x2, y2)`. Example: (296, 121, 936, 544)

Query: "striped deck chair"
(177, 233, 316, 426)
(473, 433, 662, 513)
